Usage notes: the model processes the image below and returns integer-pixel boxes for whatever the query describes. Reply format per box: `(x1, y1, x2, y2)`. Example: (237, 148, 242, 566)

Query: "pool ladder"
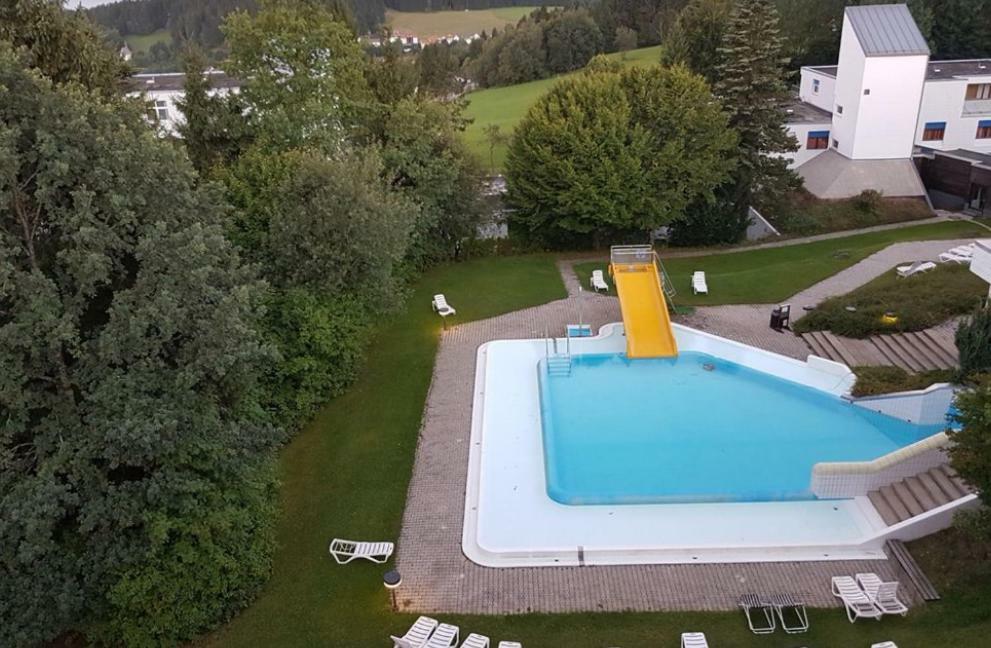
(544, 328, 572, 377)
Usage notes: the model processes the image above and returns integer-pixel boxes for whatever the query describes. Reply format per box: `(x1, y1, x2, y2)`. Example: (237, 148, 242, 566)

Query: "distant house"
(119, 42, 132, 62)
(784, 3, 991, 210)
(125, 70, 240, 135)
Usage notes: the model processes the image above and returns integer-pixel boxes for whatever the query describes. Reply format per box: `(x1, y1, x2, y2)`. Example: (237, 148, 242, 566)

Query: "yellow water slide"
(609, 246, 678, 358)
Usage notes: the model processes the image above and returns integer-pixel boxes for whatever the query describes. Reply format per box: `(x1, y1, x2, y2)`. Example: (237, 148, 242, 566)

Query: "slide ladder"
(609, 245, 678, 358)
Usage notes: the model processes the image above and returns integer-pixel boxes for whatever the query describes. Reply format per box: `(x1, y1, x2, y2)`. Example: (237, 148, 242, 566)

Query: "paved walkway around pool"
(396, 242, 978, 613)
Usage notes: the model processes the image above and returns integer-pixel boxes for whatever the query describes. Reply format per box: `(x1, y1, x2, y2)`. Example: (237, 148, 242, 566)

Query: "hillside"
(463, 45, 662, 171)
(386, 6, 547, 37)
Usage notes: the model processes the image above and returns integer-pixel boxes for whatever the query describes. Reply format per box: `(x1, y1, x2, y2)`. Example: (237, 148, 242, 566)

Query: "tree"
(614, 26, 639, 55)
(930, 0, 991, 59)
(948, 377, 991, 536)
(956, 304, 991, 377)
(222, 0, 372, 151)
(714, 0, 800, 216)
(483, 124, 509, 172)
(177, 48, 254, 174)
(0, 0, 129, 95)
(506, 65, 736, 247)
(662, 0, 731, 83)
(366, 40, 419, 104)
(418, 42, 461, 96)
(0, 46, 277, 645)
(543, 10, 603, 74)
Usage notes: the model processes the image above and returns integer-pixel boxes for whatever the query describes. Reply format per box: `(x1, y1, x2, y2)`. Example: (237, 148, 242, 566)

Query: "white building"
(125, 71, 240, 135)
(785, 4, 991, 207)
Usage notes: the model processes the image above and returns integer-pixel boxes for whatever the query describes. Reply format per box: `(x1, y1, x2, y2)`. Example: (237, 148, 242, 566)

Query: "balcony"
(963, 99, 991, 116)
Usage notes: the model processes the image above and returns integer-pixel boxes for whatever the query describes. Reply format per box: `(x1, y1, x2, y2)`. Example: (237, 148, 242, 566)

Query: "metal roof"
(845, 4, 930, 57)
(126, 71, 240, 93)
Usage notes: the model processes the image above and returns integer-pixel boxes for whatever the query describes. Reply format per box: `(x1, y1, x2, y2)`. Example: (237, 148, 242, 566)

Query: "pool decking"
(395, 244, 972, 614)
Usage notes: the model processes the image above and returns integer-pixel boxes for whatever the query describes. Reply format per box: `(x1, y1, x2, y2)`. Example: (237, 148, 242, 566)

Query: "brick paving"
(395, 258, 925, 614)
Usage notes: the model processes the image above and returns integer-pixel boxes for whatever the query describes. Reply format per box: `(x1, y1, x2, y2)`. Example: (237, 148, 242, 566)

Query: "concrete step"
(930, 465, 965, 500)
(905, 476, 938, 510)
(943, 465, 972, 494)
(870, 335, 917, 372)
(917, 471, 951, 506)
(893, 334, 944, 371)
(886, 335, 930, 372)
(892, 481, 925, 517)
(919, 330, 959, 366)
(821, 331, 859, 367)
(868, 490, 901, 526)
(879, 484, 913, 523)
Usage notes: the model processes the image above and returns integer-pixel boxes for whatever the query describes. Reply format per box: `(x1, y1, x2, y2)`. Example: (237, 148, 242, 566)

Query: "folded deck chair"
(460, 634, 489, 648)
(432, 294, 456, 317)
(739, 593, 775, 634)
(423, 623, 459, 648)
(896, 261, 936, 278)
(856, 573, 909, 617)
(948, 244, 976, 257)
(939, 251, 971, 264)
(681, 632, 709, 648)
(496, 642, 522, 648)
(767, 593, 809, 634)
(590, 269, 609, 292)
(329, 538, 394, 564)
(391, 616, 439, 648)
(831, 576, 883, 623)
(692, 271, 708, 295)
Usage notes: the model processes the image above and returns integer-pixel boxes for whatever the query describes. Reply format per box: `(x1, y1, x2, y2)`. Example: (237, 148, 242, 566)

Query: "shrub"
(948, 377, 991, 537)
(853, 189, 884, 215)
(851, 366, 955, 397)
(957, 303, 991, 376)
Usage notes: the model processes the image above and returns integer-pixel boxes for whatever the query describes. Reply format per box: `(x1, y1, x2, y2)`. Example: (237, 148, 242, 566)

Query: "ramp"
(609, 246, 678, 358)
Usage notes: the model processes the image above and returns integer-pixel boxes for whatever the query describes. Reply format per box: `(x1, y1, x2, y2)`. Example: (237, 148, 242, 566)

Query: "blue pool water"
(539, 352, 949, 504)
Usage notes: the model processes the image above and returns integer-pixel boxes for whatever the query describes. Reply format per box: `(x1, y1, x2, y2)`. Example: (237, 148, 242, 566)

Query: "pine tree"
(714, 0, 799, 215)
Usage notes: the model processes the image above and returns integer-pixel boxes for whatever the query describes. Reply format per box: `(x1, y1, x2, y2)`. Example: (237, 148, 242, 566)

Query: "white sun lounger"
(692, 271, 708, 295)
(423, 623, 459, 648)
(590, 269, 609, 292)
(856, 573, 909, 616)
(739, 593, 775, 634)
(432, 294, 456, 317)
(328, 538, 393, 564)
(497, 642, 522, 648)
(939, 251, 971, 264)
(896, 261, 936, 277)
(460, 634, 489, 648)
(391, 616, 439, 648)
(681, 632, 709, 648)
(831, 576, 883, 623)
(872, 642, 898, 648)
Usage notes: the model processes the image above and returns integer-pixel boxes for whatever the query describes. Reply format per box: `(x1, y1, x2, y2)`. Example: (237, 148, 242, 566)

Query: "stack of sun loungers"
(831, 573, 909, 623)
(391, 617, 521, 648)
(939, 243, 976, 265)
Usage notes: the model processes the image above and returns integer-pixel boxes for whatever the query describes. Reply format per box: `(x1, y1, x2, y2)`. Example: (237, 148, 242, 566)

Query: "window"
(152, 99, 169, 121)
(863, 88, 871, 95)
(812, 79, 820, 94)
(806, 130, 830, 149)
(832, 139, 839, 149)
(837, 104, 844, 114)
(978, 120, 991, 139)
(967, 83, 991, 100)
(923, 121, 946, 141)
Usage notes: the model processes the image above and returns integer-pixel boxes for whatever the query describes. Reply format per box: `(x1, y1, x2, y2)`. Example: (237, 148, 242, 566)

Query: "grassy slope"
(385, 7, 546, 39)
(203, 248, 991, 648)
(124, 29, 171, 54)
(794, 264, 988, 338)
(573, 221, 988, 307)
(463, 46, 662, 171)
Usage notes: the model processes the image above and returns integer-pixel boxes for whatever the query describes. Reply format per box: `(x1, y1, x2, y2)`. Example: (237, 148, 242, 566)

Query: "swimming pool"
(539, 352, 948, 505)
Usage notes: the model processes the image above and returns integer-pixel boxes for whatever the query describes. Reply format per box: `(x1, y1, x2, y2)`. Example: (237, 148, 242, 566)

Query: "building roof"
(783, 99, 832, 125)
(917, 146, 991, 170)
(806, 58, 991, 81)
(797, 149, 926, 199)
(126, 71, 240, 93)
(845, 4, 930, 57)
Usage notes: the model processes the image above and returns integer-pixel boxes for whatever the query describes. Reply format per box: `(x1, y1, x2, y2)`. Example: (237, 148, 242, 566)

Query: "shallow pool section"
(539, 352, 946, 505)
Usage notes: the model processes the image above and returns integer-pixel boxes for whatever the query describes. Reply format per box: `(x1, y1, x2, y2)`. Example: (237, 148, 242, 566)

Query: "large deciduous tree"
(0, 47, 277, 645)
(506, 65, 736, 247)
(714, 0, 799, 216)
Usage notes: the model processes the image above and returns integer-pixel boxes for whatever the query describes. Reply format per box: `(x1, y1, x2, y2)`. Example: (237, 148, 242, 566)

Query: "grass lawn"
(385, 7, 549, 39)
(573, 220, 988, 307)
(202, 252, 991, 647)
(124, 29, 172, 54)
(463, 46, 662, 171)
(793, 264, 987, 338)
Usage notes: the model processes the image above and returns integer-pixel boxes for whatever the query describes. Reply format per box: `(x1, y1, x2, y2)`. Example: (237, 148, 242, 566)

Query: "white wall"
(799, 69, 836, 112)
(831, 18, 868, 159)
(852, 54, 929, 159)
(784, 121, 832, 168)
(128, 82, 237, 136)
(917, 76, 991, 152)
